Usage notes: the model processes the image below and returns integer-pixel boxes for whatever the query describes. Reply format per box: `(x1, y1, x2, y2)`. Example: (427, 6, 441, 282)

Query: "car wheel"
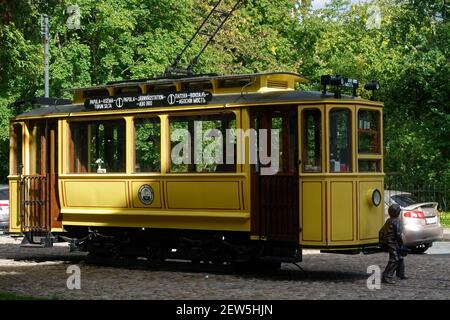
(410, 244, 431, 254)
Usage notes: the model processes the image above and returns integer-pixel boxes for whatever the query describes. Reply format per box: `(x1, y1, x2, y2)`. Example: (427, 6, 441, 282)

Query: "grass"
(0, 292, 48, 300)
(440, 211, 450, 228)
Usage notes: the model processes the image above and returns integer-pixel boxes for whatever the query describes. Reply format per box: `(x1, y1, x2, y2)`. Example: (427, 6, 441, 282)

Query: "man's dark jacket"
(379, 217, 403, 248)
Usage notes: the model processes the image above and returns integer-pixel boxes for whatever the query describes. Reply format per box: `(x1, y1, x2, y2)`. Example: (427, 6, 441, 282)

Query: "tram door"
(20, 120, 61, 241)
(250, 108, 299, 242)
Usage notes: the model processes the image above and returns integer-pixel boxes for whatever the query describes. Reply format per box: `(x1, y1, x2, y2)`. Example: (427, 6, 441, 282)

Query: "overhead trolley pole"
(41, 14, 50, 102)
(164, 0, 245, 77)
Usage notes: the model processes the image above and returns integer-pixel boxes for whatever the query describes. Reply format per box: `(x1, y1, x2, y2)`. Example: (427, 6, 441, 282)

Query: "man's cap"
(388, 203, 401, 217)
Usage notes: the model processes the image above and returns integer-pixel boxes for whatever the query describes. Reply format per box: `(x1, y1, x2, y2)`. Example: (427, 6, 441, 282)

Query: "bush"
(440, 212, 450, 228)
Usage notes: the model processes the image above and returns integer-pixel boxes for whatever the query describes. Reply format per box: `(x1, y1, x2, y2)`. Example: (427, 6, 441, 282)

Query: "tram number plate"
(425, 217, 437, 225)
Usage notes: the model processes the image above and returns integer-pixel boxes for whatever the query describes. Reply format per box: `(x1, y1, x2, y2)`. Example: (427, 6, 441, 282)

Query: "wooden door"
(250, 107, 299, 242)
(21, 120, 60, 233)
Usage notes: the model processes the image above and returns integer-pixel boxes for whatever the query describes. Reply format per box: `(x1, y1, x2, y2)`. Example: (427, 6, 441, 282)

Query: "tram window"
(358, 160, 381, 172)
(169, 113, 236, 173)
(302, 109, 322, 173)
(29, 124, 43, 174)
(11, 124, 23, 175)
(252, 110, 297, 174)
(69, 120, 126, 173)
(358, 110, 380, 154)
(329, 109, 352, 173)
(134, 118, 161, 172)
(271, 116, 283, 172)
(269, 113, 297, 173)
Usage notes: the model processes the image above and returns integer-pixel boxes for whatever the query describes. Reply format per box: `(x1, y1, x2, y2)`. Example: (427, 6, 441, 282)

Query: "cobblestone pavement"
(0, 236, 449, 300)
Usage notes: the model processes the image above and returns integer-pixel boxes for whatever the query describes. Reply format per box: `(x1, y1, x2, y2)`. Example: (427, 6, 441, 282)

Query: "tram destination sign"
(84, 90, 213, 111)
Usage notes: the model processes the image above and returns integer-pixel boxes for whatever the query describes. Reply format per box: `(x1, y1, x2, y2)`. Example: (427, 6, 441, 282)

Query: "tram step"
(20, 243, 46, 248)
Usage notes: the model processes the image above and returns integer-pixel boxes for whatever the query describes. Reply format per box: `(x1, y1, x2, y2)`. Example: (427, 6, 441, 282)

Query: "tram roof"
(16, 89, 381, 118)
(68, 72, 306, 91)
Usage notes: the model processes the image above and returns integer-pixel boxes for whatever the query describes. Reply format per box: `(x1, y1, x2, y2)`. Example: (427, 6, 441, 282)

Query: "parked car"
(0, 184, 9, 231)
(384, 190, 444, 253)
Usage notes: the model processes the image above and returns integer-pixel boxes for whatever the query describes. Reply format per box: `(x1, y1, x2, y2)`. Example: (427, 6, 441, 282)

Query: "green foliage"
(51, 39, 91, 97)
(135, 118, 161, 172)
(441, 212, 450, 228)
(0, 0, 448, 186)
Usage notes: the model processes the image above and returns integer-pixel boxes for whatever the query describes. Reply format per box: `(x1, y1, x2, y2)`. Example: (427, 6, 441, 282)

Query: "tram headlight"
(370, 189, 382, 207)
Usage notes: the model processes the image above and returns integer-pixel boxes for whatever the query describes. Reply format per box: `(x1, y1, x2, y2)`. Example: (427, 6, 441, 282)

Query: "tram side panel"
(8, 178, 20, 233)
(298, 103, 384, 248)
(58, 176, 251, 232)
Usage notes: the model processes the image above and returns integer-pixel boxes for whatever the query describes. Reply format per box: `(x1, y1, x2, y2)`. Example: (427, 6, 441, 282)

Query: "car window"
(0, 189, 9, 201)
(391, 194, 418, 207)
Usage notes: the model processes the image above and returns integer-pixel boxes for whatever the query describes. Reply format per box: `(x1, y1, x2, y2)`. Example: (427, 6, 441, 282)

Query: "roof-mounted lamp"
(321, 75, 359, 99)
(364, 80, 380, 101)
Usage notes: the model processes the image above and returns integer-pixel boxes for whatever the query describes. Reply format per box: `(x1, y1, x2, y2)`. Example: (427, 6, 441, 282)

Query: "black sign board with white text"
(84, 91, 213, 111)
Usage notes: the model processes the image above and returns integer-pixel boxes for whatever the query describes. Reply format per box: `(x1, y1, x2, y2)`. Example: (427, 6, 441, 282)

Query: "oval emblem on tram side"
(138, 184, 154, 205)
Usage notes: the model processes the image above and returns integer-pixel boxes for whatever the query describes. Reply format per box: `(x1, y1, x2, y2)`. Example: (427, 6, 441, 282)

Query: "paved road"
(443, 228, 450, 241)
(0, 236, 449, 300)
(426, 241, 450, 255)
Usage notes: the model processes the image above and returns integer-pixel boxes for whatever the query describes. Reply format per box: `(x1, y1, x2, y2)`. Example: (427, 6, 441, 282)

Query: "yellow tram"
(8, 72, 385, 264)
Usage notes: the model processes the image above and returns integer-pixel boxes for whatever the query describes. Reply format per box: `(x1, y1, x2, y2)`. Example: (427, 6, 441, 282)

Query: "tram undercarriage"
(58, 227, 302, 266)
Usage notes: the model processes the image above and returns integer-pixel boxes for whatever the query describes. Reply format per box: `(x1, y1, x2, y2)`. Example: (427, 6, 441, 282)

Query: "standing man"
(379, 203, 408, 284)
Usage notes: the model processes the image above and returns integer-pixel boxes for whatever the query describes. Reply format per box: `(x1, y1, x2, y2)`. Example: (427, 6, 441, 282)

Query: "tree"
(0, 0, 448, 186)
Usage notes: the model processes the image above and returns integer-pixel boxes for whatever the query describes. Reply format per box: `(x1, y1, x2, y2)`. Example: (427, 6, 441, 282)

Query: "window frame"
(168, 112, 238, 174)
(133, 116, 162, 173)
(251, 108, 298, 174)
(328, 107, 353, 174)
(301, 108, 323, 173)
(28, 121, 45, 175)
(10, 123, 23, 176)
(357, 109, 381, 155)
(356, 107, 383, 173)
(358, 159, 381, 173)
(68, 117, 127, 174)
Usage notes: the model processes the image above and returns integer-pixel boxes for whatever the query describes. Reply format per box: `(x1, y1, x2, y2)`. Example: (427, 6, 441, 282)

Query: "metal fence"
(384, 178, 449, 211)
